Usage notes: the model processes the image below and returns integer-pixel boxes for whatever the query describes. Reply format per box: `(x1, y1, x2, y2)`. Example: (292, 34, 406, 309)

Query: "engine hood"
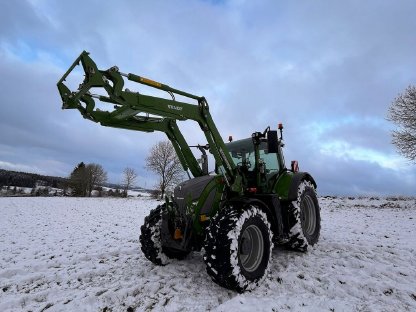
(173, 175, 217, 215)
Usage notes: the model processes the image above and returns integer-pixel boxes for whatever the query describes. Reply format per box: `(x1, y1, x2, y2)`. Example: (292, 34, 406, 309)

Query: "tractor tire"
(286, 180, 320, 251)
(140, 205, 189, 265)
(203, 203, 273, 292)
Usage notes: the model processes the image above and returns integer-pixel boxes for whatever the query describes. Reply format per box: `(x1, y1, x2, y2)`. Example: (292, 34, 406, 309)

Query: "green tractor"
(57, 51, 321, 292)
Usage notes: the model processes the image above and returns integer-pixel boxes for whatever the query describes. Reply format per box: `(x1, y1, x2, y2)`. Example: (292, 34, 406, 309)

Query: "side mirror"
(267, 130, 278, 153)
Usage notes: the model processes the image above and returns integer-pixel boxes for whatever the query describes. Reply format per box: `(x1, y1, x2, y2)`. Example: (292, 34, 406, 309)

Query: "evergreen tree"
(69, 162, 88, 196)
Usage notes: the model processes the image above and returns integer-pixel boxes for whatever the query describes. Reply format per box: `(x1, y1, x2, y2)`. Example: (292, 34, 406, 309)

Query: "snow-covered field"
(0, 196, 415, 311)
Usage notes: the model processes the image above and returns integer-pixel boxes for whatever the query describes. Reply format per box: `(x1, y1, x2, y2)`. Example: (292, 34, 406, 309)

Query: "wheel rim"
(301, 194, 316, 236)
(239, 224, 264, 273)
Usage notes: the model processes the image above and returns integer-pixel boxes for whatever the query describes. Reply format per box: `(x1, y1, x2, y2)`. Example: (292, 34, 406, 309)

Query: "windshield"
(225, 138, 279, 172)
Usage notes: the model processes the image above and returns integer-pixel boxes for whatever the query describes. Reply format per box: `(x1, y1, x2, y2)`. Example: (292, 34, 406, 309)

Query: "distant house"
(35, 180, 48, 187)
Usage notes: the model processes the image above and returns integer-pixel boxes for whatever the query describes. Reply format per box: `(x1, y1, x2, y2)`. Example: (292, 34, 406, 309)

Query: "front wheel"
(286, 180, 321, 251)
(140, 205, 189, 265)
(203, 203, 273, 292)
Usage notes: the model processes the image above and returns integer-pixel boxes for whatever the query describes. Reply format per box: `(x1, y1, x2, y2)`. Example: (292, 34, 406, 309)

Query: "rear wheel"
(203, 203, 272, 292)
(140, 205, 189, 265)
(286, 180, 320, 251)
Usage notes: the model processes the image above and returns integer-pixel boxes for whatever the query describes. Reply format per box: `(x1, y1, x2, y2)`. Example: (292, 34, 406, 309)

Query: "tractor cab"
(225, 127, 286, 194)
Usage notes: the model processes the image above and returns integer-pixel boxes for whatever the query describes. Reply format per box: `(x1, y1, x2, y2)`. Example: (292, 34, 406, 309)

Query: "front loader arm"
(57, 51, 240, 191)
(96, 113, 203, 178)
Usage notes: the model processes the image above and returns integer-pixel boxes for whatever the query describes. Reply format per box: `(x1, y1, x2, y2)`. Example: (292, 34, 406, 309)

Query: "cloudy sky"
(1, 0, 415, 195)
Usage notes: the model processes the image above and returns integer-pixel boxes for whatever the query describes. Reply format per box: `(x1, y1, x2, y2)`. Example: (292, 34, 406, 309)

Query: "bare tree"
(388, 85, 416, 162)
(122, 167, 138, 197)
(86, 163, 108, 197)
(145, 140, 184, 199)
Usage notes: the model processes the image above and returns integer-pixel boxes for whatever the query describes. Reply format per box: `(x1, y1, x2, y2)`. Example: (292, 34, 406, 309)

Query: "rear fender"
(273, 171, 316, 201)
(272, 172, 317, 238)
(287, 172, 316, 201)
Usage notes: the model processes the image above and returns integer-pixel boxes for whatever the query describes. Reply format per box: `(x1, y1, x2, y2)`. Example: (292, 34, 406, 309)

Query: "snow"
(0, 196, 415, 311)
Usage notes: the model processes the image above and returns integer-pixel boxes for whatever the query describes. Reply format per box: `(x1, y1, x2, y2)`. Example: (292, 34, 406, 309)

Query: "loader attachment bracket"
(57, 51, 104, 110)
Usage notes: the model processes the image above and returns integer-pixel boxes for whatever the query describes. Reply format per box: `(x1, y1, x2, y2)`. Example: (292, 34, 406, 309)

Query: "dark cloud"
(306, 153, 415, 196)
(0, 0, 415, 194)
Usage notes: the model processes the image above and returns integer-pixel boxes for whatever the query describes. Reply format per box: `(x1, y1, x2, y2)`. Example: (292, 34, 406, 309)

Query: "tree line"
(0, 164, 138, 198)
(0, 169, 66, 189)
(1, 140, 185, 198)
(69, 162, 139, 197)
(69, 141, 186, 198)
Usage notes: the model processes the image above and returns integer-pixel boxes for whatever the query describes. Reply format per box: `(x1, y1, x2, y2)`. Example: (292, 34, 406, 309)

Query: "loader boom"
(57, 51, 241, 192)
